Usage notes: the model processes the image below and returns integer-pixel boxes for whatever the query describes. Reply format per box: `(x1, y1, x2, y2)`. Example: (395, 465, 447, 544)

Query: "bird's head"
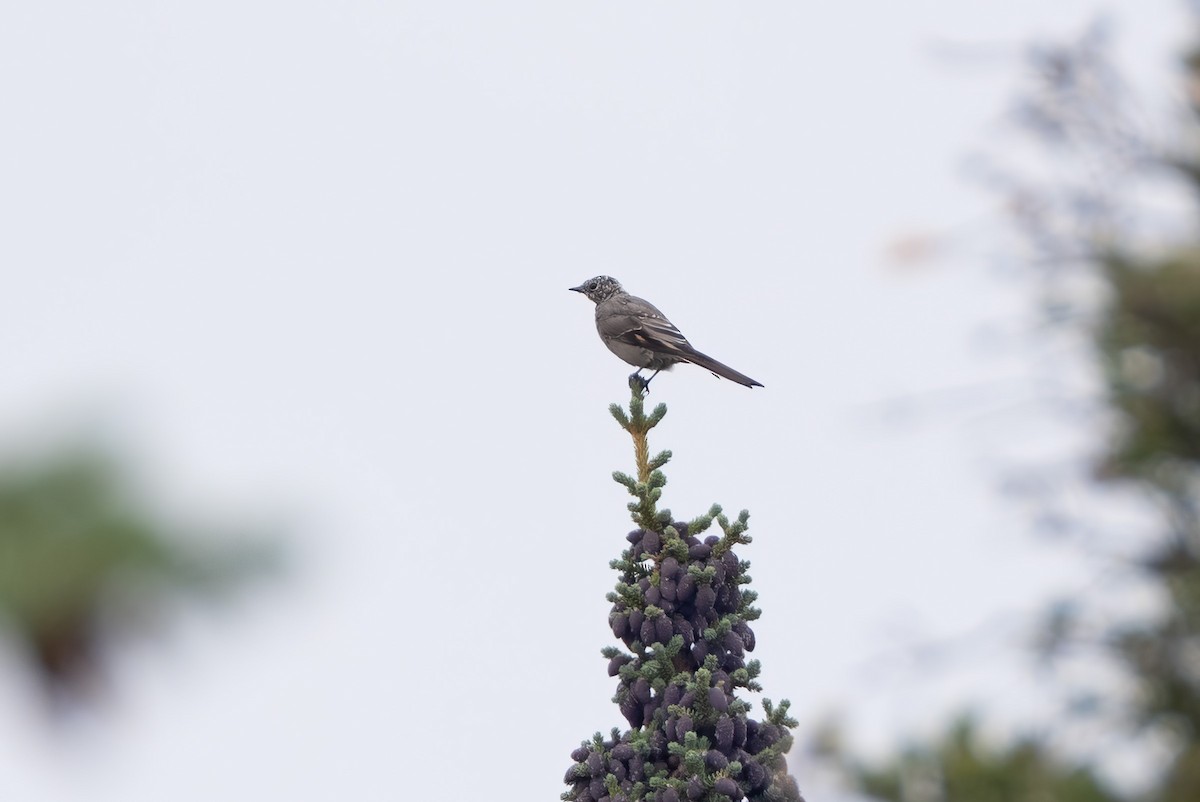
(569, 275, 624, 304)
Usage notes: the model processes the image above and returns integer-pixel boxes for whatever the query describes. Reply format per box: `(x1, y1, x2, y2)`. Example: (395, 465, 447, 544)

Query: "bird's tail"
(679, 346, 763, 388)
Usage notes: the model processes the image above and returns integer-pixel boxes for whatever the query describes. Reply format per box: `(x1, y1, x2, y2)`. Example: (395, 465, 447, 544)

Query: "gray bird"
(570, 276, 763, 389)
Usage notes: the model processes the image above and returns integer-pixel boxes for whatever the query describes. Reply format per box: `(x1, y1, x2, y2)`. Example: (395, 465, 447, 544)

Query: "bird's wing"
(598, 294, 764, 387)
(620, 315, 692, 354)
(600, 296, 693, 355)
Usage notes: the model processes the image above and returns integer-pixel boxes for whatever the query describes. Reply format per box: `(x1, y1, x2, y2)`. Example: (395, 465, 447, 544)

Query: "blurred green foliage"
(1098, 248, 1200, 480)
(0, 447, 276, 701)
(823, 22, 1200, 802)
(1097, 242, 1200, 802)
(826, 718, 1119, 802)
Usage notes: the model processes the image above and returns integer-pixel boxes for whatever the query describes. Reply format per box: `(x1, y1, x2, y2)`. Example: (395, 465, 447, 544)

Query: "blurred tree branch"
(0, 445, 279, 707)
(825, 15, 1200, 802)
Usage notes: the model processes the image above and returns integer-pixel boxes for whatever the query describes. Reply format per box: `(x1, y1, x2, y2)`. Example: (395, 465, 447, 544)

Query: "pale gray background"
(0, 2, 1186, 800)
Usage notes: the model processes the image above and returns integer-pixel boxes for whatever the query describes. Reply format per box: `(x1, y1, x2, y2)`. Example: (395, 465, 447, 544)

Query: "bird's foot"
(628, 372, 650, 395)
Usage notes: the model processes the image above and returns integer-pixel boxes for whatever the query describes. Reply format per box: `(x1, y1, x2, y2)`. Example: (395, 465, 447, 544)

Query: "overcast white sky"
(0, 2, 1191, 800)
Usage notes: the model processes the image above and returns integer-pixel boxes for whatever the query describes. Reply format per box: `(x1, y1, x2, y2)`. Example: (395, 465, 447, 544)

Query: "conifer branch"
(611, 384, 668, 485)
(566, 385, 804, 802)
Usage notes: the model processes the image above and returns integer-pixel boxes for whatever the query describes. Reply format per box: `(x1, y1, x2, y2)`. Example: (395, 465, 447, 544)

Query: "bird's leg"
(628, 372, 651, 395)
(644, 370, 662, 388)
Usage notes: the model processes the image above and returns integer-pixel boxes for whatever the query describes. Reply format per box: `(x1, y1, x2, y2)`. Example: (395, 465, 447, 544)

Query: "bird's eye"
(587, 281, 598, 290)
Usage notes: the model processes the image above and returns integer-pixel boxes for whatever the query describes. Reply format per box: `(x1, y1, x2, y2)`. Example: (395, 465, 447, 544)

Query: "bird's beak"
(568, 285, 584, 293)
